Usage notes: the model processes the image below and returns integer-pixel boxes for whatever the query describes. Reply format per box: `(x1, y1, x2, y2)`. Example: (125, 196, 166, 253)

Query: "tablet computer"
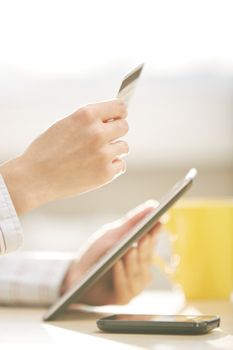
(43, 168, 197, 321)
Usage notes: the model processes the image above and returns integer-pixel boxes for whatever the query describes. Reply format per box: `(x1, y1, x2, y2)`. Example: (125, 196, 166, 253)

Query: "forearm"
(0, 252, 73, 306)
(0, 156, 42, 215)
(0, 100, 128, 216)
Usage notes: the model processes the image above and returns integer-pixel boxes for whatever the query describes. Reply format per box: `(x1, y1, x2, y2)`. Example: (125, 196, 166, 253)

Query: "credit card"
(117, 63, 144, 106)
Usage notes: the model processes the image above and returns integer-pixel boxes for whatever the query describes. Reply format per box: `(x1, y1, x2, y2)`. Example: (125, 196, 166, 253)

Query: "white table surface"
(1, 290, 232, 350)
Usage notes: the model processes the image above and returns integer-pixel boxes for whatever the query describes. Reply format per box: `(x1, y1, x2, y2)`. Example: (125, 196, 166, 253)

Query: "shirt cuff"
(0, 174, 23, 254)
(0, 252, 74, 306)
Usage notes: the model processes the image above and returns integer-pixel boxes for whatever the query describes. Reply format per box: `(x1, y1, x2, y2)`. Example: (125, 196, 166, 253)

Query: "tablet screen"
(43, 168, 197, 321)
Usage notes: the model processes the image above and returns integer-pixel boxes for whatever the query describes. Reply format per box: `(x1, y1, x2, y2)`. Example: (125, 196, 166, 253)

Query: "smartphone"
(96, 314, 221, 335)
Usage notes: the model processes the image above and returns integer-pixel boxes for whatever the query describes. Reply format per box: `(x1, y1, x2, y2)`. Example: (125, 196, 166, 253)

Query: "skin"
(0, 99, 161, 306)
(0, 99, 128, 215)
(61, 203, 161, 306)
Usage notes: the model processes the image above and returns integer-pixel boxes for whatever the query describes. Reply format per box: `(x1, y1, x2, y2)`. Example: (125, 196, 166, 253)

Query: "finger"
(123, 248, 142, 296)
(90, 99, 127, 122)
(147, 222, 162, 263)
(103, 118, 129, 142)
(99, 200, 159, 246)
(138, 234, 153, 284)
(138, 234, 152, 263)
(148, 221, 162, 246)
(109, 140, 129, 160)
(148, 222, 162, 239)
(148, 231, 158, 263)
(112, 260, 131, 304)
(120, 203, 157, 234)
(111, 158, 127, 177)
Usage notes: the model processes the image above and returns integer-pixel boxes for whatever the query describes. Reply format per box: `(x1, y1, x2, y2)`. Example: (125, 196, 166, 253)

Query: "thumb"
(75, 200, 159, 272)
(110, 199, 159, 241)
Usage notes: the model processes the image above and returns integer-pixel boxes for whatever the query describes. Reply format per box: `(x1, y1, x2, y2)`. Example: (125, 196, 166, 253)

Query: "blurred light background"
(0, 0, 233, 286)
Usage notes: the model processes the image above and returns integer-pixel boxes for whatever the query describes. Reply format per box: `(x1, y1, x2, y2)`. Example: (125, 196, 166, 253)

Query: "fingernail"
(113, 165, 127, 180)
(159, 213, 169, 224)
(126, 200, 159, 218)
(118, 151, 129, 159)
(144, 199, 159, 208)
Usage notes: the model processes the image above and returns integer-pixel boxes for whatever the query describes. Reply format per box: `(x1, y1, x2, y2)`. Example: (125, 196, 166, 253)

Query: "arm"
(0, 99, 128, 215)
(0, 252, 73, 306)
(0, 99, 128, 253)
(62, 202, 161, 306)
(0, 202, 161, 307)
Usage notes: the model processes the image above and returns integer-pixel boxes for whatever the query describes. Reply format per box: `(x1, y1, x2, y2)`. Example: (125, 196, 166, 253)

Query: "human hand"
(0, 99, 128, 214)
(61, 201, 161, 306)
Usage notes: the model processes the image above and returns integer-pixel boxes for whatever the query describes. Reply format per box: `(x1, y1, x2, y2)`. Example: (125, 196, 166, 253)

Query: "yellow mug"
(154, 198, 233, 299)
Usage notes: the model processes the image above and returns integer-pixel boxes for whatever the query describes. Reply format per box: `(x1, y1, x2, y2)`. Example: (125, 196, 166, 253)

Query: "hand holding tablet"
(60, 201, 161, 307)
(44, 168, 197, 320)
(42, 65, 197, 321)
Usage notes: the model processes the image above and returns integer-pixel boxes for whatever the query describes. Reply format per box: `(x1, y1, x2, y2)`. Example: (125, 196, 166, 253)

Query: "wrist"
(0, 156, 42, 215)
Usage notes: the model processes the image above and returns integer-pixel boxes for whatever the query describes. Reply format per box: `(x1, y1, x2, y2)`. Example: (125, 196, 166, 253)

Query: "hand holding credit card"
(42, 65, 197, 322)
(117, 63, 144, 106)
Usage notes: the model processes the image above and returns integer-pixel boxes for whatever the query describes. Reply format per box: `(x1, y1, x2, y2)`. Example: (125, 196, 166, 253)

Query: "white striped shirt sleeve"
(0, 174, 23, 254)
(0, 252, 73, 306)
(0, 173, 74, 306)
